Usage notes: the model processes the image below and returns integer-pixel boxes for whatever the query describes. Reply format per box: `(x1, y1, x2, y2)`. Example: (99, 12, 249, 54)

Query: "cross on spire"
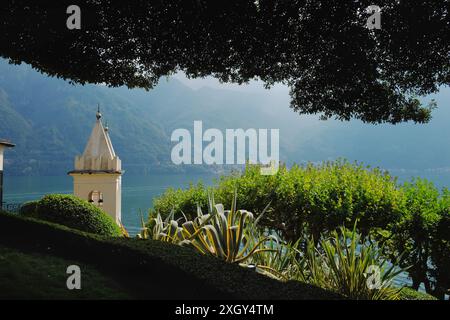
(96, 103, 102, 120)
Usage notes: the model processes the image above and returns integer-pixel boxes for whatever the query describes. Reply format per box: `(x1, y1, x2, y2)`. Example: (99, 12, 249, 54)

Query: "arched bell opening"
(88, 190, 104, 207)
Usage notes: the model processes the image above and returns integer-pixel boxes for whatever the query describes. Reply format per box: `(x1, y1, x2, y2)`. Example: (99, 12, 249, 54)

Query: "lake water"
(2, 173, 219, 234)
(4, 171, 449, 232)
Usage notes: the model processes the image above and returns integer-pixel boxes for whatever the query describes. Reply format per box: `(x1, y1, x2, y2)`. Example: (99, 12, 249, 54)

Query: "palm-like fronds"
(142, 192, 275, 264)
(180, 192, 276, 263)
(297, 222, 405, 300)
(118, 219, 130, 238)
(246, 237, 303, 280)
(143, 209, 184, 243)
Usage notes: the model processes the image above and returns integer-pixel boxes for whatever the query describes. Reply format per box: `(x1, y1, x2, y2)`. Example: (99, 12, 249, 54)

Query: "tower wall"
(0, 146, 5, 207)
(70, 173, 122, 224)
(0, 145, 5, 170)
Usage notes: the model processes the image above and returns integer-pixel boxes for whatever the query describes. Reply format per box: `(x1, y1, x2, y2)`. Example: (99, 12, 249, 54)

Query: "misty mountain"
(0, 58, 449, 176)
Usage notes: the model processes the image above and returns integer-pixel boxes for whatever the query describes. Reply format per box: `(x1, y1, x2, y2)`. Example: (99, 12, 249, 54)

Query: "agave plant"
(118, 219, 130, 238)
(177, 192, 277, 264)
(295, 222, 406, 300)
(140, 209, 186, 243)
(136, 211, 150, 239)
(246, 238, 302, 280)
(140, 192, 275, 264)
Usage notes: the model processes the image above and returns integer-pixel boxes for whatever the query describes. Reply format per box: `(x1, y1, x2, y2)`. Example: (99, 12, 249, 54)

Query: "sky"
(172, 72, 290, 94)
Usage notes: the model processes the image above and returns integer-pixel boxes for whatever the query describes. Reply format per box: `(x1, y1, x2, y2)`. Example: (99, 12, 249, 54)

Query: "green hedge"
(151, 160, 405, 240)
(20, 194, 121, 237)
(381, 179, 450, 299)
(0, 210, 342, 300)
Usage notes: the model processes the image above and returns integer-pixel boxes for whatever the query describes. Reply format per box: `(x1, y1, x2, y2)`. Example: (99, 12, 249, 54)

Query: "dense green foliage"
(151, 161, 404, 240)
(381, 179, 450, 299)
(296, 225, 404, 300)
(249, 224, 405, 300)
(0, 210, 341, 299)
(150, 161, 450, 299)
(20, 194, 122, 237)
(151, 182, 210, 225)
(431, 206, 450, 298)
(3, 1, 449, 123)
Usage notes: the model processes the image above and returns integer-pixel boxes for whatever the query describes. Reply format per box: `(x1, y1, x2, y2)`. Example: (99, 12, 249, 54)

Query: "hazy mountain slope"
(0, 61, 171, 175)
(0, 58, 449, 176)
(297, 90, 450, 170)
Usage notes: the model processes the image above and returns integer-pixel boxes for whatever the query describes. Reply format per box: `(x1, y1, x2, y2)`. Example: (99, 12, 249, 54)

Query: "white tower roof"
(82, 118, 115, 159)
(69, 107, 122, 174)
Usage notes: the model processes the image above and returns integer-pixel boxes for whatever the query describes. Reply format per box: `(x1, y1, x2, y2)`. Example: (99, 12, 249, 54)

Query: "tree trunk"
(412, 277, 421, 291)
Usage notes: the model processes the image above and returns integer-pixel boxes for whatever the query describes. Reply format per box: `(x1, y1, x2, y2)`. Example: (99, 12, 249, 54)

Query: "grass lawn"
(0, 210, 436, 300)
(0, 245, 131, 299)
(0, 210, 343, 300)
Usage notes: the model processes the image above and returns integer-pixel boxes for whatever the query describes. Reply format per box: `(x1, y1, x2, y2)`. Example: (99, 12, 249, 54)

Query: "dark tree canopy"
(1, 0, 449, 123)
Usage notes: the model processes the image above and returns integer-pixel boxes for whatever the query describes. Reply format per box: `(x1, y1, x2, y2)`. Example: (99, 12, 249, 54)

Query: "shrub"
(382, 179, 449, 299)
(33, 194, 121, 237)
(430, 203, 450, 299)
(151, 160, 405, 242)
(146, 193, 277, 265)
(18, 200, 39, 217)
(247, 223, 406, 300)
(296, 224, 404, 300)
(150, 182, 208, 221)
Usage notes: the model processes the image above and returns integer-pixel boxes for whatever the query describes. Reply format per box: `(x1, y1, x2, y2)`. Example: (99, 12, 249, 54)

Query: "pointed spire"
(96, 103, 102, 120)
(71, 106, 121, 173)
(81, 119, 115, 159)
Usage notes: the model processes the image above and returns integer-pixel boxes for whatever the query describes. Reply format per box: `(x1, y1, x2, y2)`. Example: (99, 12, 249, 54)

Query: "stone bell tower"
(68, 106, 122, 224)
